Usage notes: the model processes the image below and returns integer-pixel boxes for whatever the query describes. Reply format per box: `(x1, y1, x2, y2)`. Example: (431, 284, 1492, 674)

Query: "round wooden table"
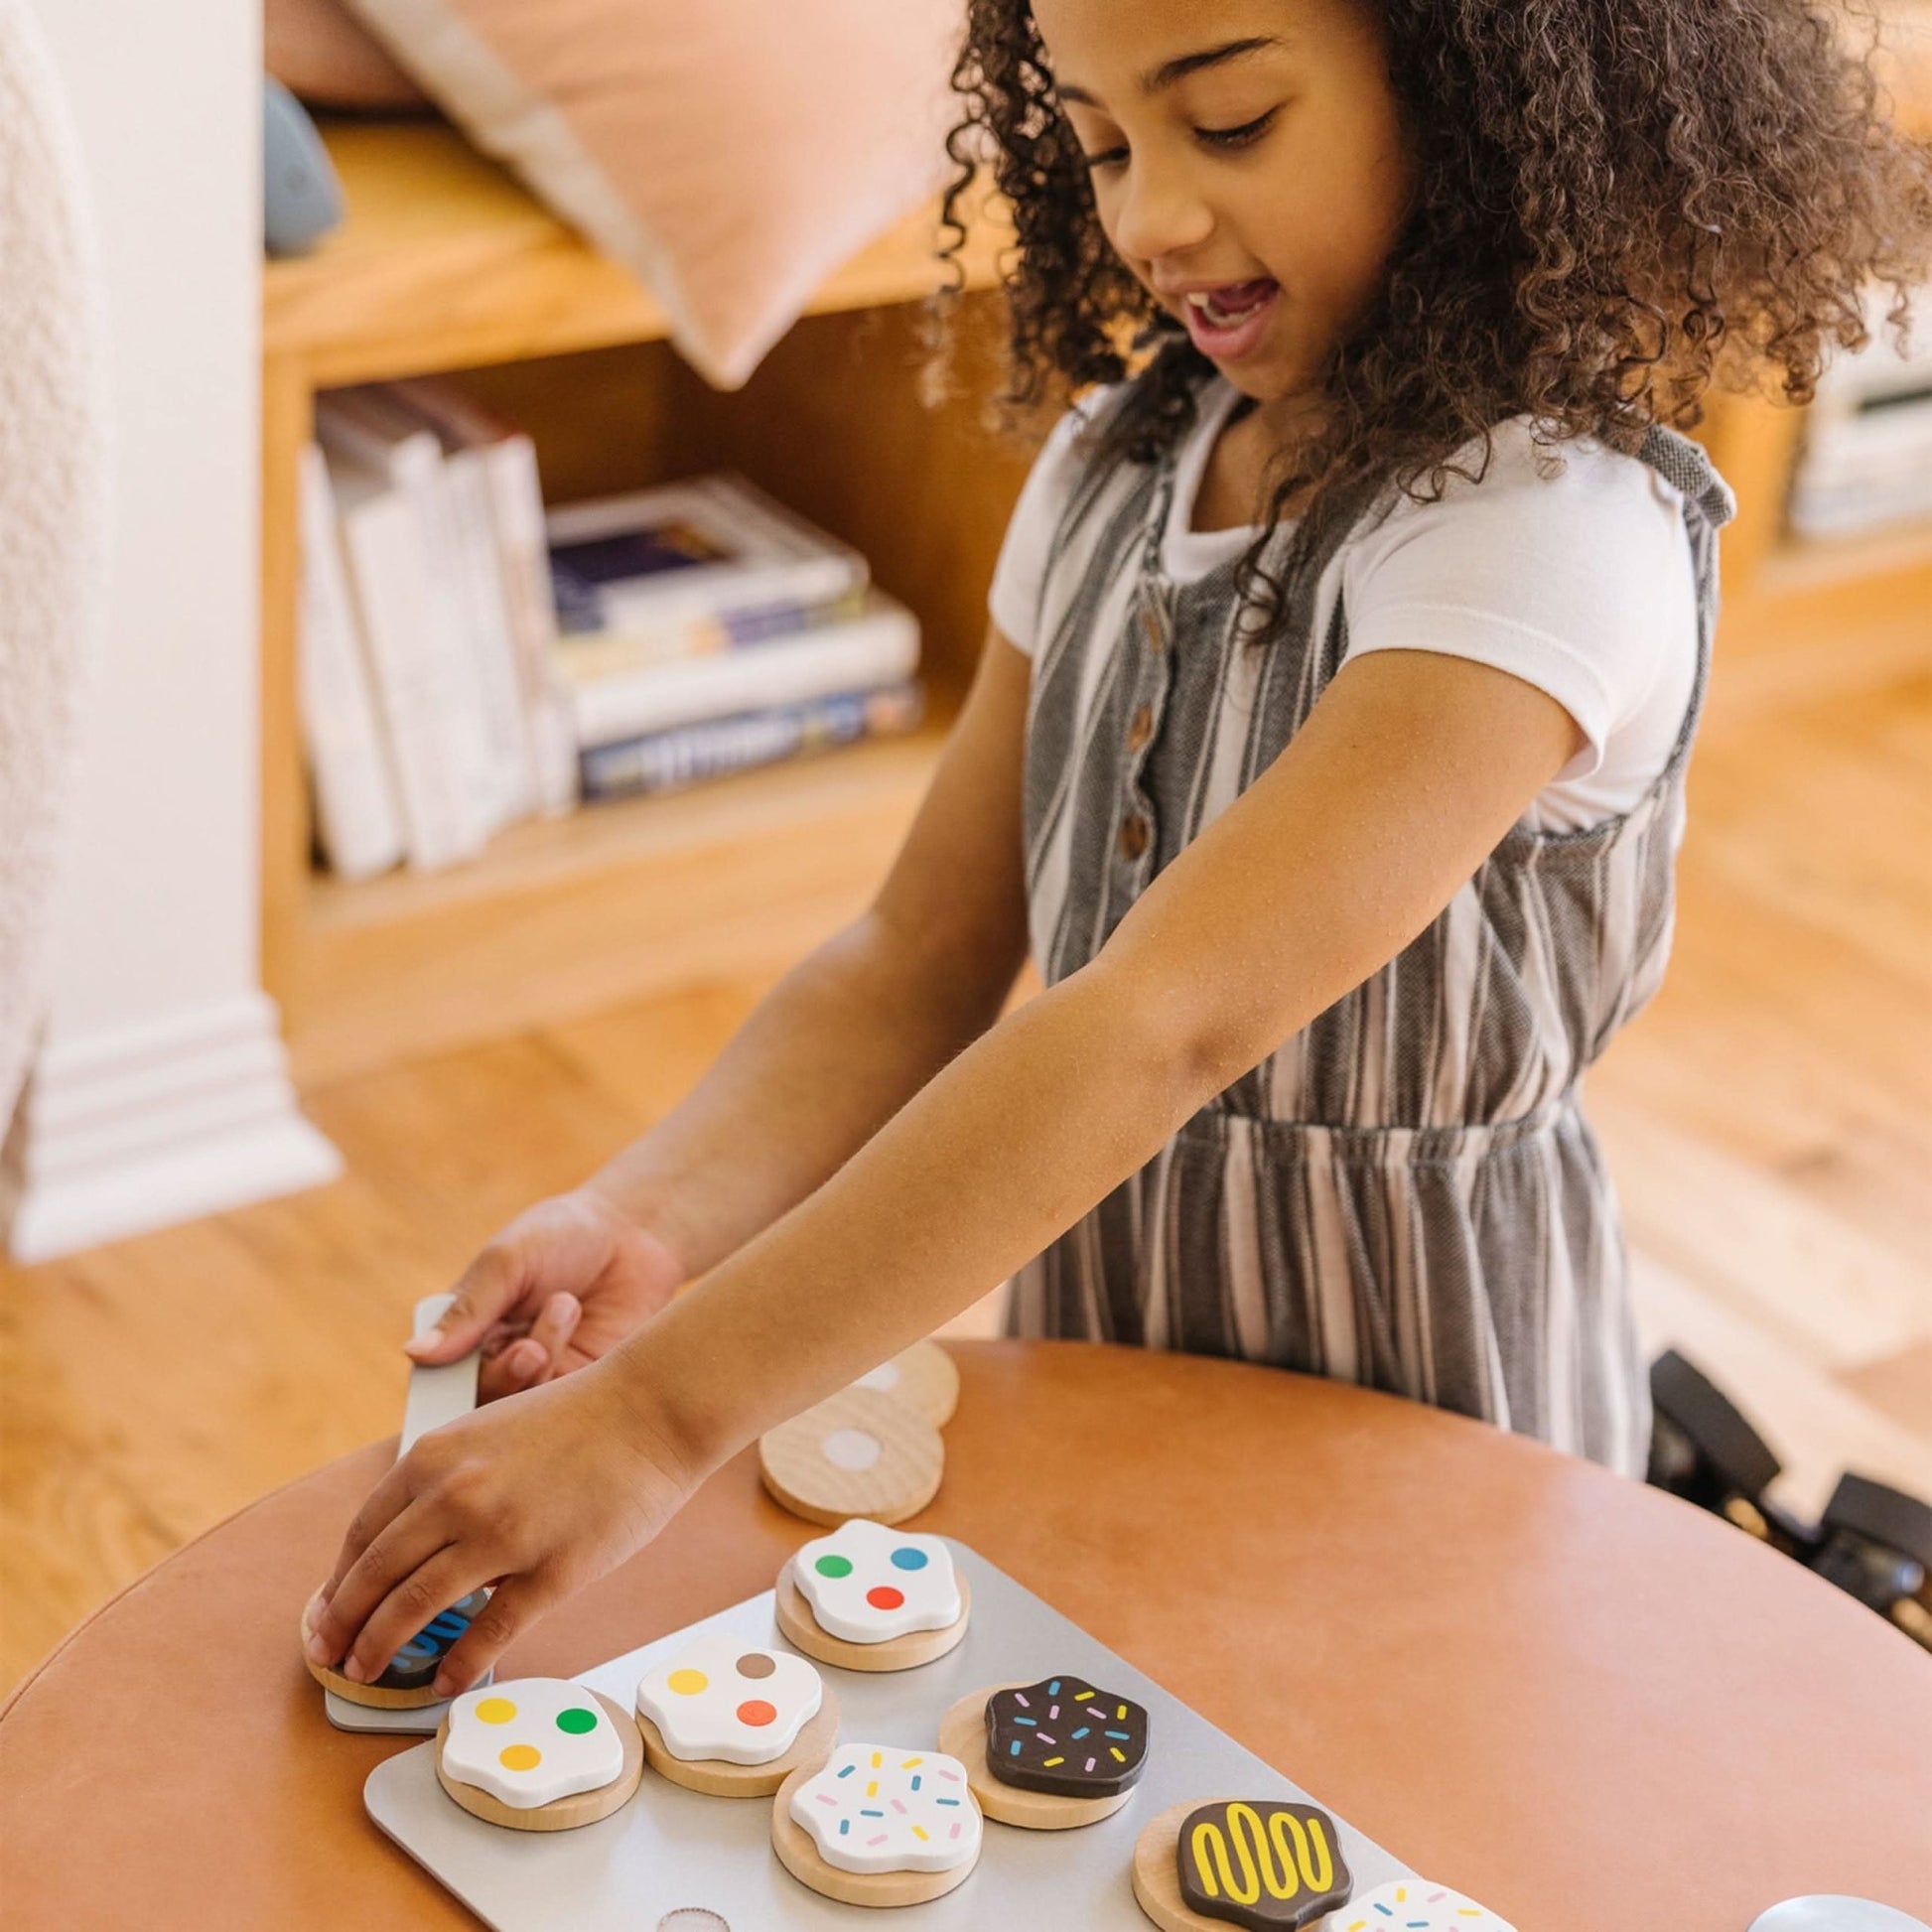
(3, 1341, 1927, 1928)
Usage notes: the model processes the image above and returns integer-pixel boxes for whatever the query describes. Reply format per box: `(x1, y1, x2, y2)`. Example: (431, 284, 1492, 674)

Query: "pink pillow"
(266, 0, 430, 110)
(345, 0, 966, 388)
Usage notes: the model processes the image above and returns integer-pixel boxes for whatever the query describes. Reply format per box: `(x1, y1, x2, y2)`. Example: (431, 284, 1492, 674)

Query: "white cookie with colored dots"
(789, 1743, 981, 1875)
(441, 1678, 626, 1809)
(1337, 1879, 1517, 1930)
(792, 1518, 960, 1643)
(635, 1635, 824, 1765)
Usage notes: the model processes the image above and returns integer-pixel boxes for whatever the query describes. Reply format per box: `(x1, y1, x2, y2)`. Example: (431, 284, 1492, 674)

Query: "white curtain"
(0, 0, 109, 1132)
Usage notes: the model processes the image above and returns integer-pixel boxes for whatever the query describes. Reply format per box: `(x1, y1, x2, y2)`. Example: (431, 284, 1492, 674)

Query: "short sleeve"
(1339, 423, 1694, 779)
(987, 389, 1124, 655)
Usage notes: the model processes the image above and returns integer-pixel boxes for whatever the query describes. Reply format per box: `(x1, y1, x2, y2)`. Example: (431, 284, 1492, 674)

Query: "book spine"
(594, 552, 861, 632)
(483, 438, 580, 816)
(444, 449, 538, 824)
(552, 591, 866, 683)
(334, 485, 489, 871)
(570, 598, 921, 748)
(316, 398, 503, 850)
(295, 446, 406, 880)
(580, 684, 925, 802)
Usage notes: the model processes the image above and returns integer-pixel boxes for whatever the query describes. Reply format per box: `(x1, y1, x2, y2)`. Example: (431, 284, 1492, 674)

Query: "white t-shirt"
(990, 377, 1700, 833)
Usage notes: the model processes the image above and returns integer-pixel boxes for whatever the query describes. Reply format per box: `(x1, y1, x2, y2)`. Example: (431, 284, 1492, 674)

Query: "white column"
(4, 0, 340, 1261)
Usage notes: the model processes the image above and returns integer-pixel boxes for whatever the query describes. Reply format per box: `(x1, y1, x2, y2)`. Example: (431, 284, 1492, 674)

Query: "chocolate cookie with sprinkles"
(937, 1673, 1149, 1830)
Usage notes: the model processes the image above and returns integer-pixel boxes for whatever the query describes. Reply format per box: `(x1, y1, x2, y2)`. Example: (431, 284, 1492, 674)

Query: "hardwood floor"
(2, 626, 1927, 1697)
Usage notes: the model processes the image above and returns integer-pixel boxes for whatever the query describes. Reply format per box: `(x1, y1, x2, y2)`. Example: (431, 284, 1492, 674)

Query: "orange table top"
(2, 1340, 1928, 1927)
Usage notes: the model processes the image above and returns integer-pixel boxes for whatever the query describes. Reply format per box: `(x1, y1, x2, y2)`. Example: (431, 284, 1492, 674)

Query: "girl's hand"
(303, 1360, 699, 1697)
(406, 1189, 687, 1402)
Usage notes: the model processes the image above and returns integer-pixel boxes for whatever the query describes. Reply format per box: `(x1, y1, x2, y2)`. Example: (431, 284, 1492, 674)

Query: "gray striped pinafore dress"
(1007, 399, 1735, 1474)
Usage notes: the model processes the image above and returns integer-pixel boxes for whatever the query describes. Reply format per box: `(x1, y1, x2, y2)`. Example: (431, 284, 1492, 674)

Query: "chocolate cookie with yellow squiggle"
(1175, 1800, 1351, 1931)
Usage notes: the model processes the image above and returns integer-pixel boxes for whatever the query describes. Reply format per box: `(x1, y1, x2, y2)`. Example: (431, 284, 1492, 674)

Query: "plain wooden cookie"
(770, 1761, 980, 1908)
(846, 1340, 961, 1429)
(759, 1385, 944, 1526)
(774, 1561, 972, 1672)
(638, 1685, 841, 1797)
(435, 1691, 643, 1833)
(938, 1684, 1134, 1830)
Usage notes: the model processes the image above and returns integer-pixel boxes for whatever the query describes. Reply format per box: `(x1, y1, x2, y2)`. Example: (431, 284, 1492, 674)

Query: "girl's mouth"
(1177, 278, 1280, 360)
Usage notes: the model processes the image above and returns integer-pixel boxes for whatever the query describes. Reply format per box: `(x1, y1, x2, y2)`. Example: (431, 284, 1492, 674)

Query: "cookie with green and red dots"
(792, 1519, 961, 1642)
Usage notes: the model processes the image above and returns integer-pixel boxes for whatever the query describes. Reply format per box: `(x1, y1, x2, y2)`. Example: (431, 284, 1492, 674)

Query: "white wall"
(5, 0, 339, 1259)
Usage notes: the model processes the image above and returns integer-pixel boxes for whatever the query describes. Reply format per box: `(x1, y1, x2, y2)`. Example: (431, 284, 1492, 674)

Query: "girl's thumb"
(402, 1272, 504, 1360)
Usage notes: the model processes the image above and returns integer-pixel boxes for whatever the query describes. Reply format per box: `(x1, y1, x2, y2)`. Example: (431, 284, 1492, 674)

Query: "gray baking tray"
(364, 1539, 1415, 1929)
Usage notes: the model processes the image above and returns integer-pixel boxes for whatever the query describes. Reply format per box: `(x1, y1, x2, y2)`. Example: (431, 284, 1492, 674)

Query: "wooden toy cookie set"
(362, 1539, 1516, 1930)
(759, 1339, 960, 1525)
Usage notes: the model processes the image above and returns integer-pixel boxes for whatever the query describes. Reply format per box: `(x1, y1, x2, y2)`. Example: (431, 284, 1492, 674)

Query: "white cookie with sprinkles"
(788, 1743, 981, 1876)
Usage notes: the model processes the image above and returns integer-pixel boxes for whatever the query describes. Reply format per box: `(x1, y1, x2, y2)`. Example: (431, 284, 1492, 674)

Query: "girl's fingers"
(478, 1336, 548, 1404)
(306, 1497, 450, 1675)
(317, 1458, 416, 1607)
(403, 1243, 533, 1364)
(525, 1293, 582, 1381)
(341, 1547, 494, 1693)
(477, 1294, 579, 1401)
(431, 1575, 556, 1700)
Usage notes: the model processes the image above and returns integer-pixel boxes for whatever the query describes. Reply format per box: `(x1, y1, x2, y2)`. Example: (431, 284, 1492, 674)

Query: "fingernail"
(432, 1671, 454, 1699)
(403, 1330, 440, 1358)
(307, 1629, 334, 1663)
(506, 1341, 543, 1382)
(343, 1655, 368, 1683)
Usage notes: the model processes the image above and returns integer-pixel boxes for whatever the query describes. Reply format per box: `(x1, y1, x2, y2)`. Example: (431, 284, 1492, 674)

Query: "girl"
(305, 0, 1930, 1696)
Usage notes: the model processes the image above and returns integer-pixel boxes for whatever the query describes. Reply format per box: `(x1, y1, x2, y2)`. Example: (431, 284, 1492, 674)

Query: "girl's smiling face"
(1032, 0, 1417, 417)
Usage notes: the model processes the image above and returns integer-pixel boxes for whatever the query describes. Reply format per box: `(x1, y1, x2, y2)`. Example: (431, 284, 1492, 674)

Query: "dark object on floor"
(1810, 1474, 1932, 1618)
(1646, 1349, 1817, 1554)
(1646, 1350, 1932, 1650)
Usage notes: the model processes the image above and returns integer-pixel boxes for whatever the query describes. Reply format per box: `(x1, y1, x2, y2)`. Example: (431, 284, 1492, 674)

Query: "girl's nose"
(1108, 163, 1215, 266)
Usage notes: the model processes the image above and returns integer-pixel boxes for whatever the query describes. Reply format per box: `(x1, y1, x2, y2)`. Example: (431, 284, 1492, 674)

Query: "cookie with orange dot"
(634, 1635, 839, 1796)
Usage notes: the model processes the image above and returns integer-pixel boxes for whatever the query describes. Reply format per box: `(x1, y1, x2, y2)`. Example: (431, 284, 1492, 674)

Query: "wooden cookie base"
(774, 1562, 972, 1673)
(637, 1687, 841, 1797)
(434, 1691, 643, 1833)
(850, 1340, 961, 1429)
(938, 1685, 1135, 1831)
(759, 1385, 944, 1527)
(300, 1605, 445, 1710)
(1134, 1800, 1283, 1932)
(769, 1762, 980, 1908)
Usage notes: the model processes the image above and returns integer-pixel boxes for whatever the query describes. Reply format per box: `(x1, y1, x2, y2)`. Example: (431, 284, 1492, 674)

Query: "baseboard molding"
(2, 991, 343, 1264)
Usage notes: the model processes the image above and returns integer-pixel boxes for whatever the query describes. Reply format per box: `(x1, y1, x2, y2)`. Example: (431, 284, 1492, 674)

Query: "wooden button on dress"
(1117, 814, 1150, 861)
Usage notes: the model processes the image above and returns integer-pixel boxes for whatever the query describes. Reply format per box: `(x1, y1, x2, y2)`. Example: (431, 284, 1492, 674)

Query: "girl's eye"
(1082, 145, 1129, 174)
(1196, 109, 1278, 151)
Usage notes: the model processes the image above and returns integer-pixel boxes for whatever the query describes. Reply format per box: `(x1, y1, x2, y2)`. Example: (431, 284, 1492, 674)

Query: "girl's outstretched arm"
(305, 645, 1581, 1694)
(405, 625, 1035, 1398)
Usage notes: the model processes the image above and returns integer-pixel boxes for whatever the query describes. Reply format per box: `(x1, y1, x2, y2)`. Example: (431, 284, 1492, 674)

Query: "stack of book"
(1789, 283, 1932, 539)
(549, 475, 923, 805)
(301, 380, 577, 879)
(297, 386, 924, 880)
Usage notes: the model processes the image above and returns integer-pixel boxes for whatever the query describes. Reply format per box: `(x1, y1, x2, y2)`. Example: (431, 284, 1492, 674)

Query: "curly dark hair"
(933, 0, 1932, 601)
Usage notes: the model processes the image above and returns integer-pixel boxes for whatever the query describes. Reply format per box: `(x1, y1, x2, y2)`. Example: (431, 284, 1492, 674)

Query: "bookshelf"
(262, 120, 1028, 1082)
(264, 51, 1932, 1082)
